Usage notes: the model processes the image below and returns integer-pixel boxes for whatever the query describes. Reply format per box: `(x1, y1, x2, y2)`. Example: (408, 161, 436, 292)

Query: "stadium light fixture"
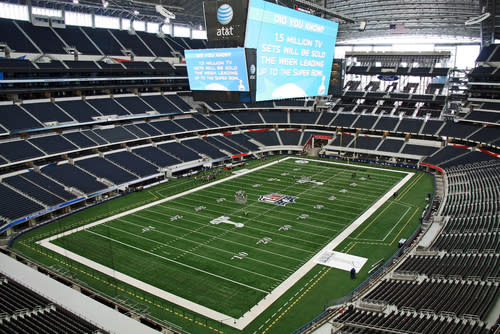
(359, 20, 367, 31)
(102, 0, 108, 8)
(284, 0, 355, 23)
(465, 12, 491, 25)
(155, 4, 175, 20)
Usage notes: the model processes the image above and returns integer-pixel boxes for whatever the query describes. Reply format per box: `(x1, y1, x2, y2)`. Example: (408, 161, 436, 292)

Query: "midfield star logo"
(258, 193, 297, 206)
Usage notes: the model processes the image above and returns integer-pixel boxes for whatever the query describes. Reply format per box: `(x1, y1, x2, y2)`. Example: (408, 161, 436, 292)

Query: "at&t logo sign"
(216, 3, 235, 36)
(217, 4, 233, 24)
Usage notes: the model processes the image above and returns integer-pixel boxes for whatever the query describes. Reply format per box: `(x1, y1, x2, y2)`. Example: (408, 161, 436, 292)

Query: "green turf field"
(38, 157, 407, 318)
(14, 156, 433, 333)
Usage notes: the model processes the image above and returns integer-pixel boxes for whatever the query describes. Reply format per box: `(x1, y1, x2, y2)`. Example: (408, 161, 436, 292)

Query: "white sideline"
(37, 157, 414, 330)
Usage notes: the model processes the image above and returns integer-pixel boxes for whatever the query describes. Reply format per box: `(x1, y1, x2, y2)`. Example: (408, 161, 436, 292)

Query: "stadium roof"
(327, 0, 487, 42)
(31, 0, 496, 43)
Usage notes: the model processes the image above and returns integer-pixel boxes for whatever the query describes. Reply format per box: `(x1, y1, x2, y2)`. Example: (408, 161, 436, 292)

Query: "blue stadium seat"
(421, 119, 444, 135)
(136, 31, 174, 57)
(316, 113, 335, 126)
(4, 175, 66, 207)
(76, 157, 137, 185)
(0, 19, 39, 53)
(63, 131, 99, 148)
(224, 133, 260, 151)
(205, 136, 243, 155)
(110, 30, 154, 57)
(42, 163, 107, 194)
(174, 117, 207, 131)
(215, 113, 242, 126)
(0, 140, 45, 162)
(149, 119, 184, 134)
(422, 145, 469, 165)
(0, 58, 36, 71)
(22, 103, 75, 125)
(133, 146, 181, 168)
(0, 105, 44, 132)
(232, 111, 264, 125)
(22, 172, 77, 201)
(114, 96, 153, 115)
(29, 134, 79, 155)
(123, 124, 150, 139)
(246, 131, 280, 146)
(378, 138, 405, 152)
(352, 115, 378, 129)
(279, 131, 302, 146)
(82, 27, 123, 55)
(16, 21, 67, 54)
(181, 138, 227, 159)
(86, 98, 131, 116)
(332, 113, 357, 128)
(134, 123, 163, 137)
(105, 151, 159, 177)
(158, 142, 201, 162)
(165, 95, 193, 112)
(192, 114, 226, 128)
(438, 122, 482, 138)
(396, 118, 424, 134)
(56, 100, 102, 123)
(289, 111, 319, 124)
(81, 130, 108, 145)
(93, 127, 137, 143)
(54, 26, 101, 55)
(0, 184, 44, 220)
(402, 144, 439, 156)
(141, 95, 181, 114)
(260, 111, 288, 124)
(351, 135, 381, 150)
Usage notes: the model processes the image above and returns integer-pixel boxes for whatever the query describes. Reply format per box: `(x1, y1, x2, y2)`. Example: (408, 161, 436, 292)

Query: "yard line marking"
(144, 208, 318, 254)
(151, 203, 326, 246)
(173, 192, 350, 228)
(354, 201, 394, 238)
(348, 202, 413, 242)
(211, 173, 384, 201)
(382, 206, 412, 241)
(193, 188, 359, 223)
(220, 176, 384, 199)
(114, 218, 294, 273)
(127, 212, 308, 262)
(166, 198, 341, 238)
(159, 201, 328, 245)
(84, 229, 272, 292)
(389, 207, 419, 246)
(37, 239, 245, 326)
(396, 172, 425, 201)
(184, 168, 356, 235)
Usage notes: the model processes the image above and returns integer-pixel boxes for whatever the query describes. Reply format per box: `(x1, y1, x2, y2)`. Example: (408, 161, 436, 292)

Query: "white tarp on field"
(314, 251, 368, 273)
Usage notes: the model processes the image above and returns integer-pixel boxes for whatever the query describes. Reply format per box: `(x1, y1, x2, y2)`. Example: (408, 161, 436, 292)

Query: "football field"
(37, 157, 413, 329)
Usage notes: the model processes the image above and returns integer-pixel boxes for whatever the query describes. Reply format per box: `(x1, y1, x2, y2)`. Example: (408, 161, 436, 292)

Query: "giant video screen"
(185, 47, 250, 92)
(245, 0, 338, 101)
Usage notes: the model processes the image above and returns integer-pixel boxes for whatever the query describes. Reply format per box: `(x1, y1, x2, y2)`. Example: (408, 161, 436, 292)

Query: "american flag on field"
(390, 23, 406, 34)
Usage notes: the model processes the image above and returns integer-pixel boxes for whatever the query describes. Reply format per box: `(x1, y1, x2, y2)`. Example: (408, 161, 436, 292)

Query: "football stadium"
(0, 0, 498, 333)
